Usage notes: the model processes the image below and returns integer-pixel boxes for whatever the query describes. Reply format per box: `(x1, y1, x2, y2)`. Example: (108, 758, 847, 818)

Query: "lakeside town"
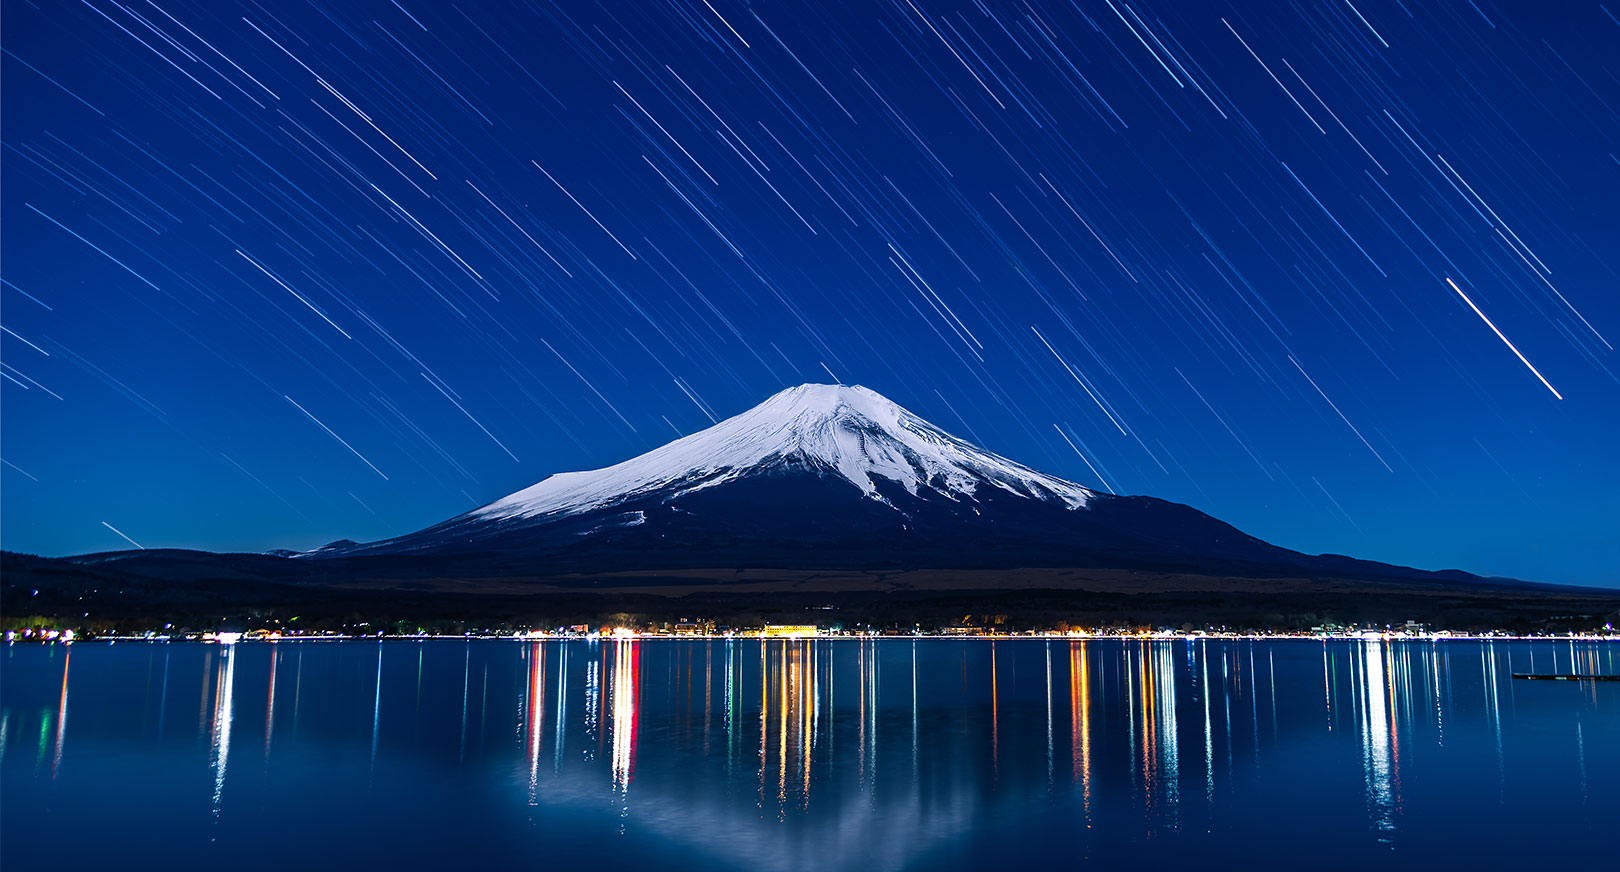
(9, 619, 1620, 645)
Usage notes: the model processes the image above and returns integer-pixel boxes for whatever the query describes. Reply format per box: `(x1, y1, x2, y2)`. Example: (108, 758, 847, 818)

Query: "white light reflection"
(264, 649, 278, 760)
(583, 652, 601, 762)
(554, 643, 569, 773)
(1131, 641, 1180, 831)
(369, 644, 382, 774)
(1201, 642, 1214, 806)
(210, 644, 237, 822)
(1154, 642, 1180, 826)
(1485, 642, 1504, 799)
(723, 639, 735, 774)
(459, 643, 470, 762)
(1044, 642, 1053, 788)
(914, 641, 921, 779)
(1358, 639, 1398, 842)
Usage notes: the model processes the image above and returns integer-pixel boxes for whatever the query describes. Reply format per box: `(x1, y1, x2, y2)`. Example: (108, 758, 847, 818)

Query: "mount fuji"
(20, 381, 1604, 631)
(280, 383, 1458, 581)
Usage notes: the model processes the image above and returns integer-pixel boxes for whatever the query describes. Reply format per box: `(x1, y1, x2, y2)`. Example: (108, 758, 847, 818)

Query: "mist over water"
(4, 638, 1616, 867)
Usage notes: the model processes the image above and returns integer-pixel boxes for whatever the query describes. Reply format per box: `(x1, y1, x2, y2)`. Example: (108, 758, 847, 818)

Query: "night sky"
(2, 1, 1616, 585)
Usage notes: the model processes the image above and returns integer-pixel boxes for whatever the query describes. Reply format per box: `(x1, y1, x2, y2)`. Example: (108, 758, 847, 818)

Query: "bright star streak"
(101, 521, 144, 549)
(1445, 278, 1562, 400)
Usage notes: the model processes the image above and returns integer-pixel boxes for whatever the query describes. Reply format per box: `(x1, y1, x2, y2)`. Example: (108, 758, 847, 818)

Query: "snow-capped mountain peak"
(470, 383, 1094, 523)
(291, 383, 1418, 583)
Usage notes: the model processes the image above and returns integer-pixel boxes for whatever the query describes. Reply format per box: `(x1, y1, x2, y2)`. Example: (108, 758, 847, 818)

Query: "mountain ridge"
(9, 383, 1526, 590)
(325, 383, 1095, 559)
(238, 383, 1482, 588)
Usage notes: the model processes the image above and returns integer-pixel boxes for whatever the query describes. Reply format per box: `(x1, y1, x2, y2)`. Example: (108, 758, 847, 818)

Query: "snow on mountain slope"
(275, 383, 1475, 582)
(471, 383, 1095, 524)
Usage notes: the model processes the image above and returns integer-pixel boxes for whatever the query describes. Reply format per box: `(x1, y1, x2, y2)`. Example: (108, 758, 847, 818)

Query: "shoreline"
(13, 629, 1620, 645)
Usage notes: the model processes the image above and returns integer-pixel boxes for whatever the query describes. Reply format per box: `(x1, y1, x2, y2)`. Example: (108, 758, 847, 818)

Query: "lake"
(4, 638, 1616, 867)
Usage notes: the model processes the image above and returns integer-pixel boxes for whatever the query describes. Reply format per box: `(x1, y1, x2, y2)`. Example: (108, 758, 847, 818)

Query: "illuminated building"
(761, 625, 819, 638)
(673, 618, 714, 636)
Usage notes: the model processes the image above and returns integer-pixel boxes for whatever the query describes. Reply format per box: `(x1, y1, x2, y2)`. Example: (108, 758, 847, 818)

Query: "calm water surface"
(4, 638, 1616, 868)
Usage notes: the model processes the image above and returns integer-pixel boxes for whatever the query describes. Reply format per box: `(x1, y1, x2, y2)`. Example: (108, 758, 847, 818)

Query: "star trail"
(2, 1, 1616, 584)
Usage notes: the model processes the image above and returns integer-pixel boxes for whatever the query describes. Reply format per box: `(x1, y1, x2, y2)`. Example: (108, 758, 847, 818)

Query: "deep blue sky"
(2, 1, 1616, 586)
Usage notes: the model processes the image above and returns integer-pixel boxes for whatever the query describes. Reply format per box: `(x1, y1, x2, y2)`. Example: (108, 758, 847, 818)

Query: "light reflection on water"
(208, 645, 234, 821)
(3, 638, 1616, 868)
(1359, 638, 1396, 840)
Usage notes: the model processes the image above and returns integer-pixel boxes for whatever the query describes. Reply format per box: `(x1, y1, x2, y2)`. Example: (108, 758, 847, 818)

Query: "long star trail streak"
(23, 204, 162, 290)
(100, 520, 144, 549)
(1, 47, 107, 114)
(1031, 326, 1128, 436)
(464, 180, 574, 277)
(531, 161, 638, 259)
(236, 249, 353, 339)
(1223, 19, 1326, 135)
(0, 326, 51, 357)
(613, 81, 720, 186)
(1053, 423, 1115, 495)
(422, 373, 520, 462)
(1287, 355, 1392, 472)
(0, 0, 1615, 585)
(284, 395, 390, 480)
(1445, 278, 1563, 401)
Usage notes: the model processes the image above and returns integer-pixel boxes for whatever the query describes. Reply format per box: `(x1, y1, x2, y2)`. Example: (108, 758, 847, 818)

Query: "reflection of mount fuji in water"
(423, 639, 1487, 865)
(277, 383, 1480, 581)
(21, 638, 1598, 868)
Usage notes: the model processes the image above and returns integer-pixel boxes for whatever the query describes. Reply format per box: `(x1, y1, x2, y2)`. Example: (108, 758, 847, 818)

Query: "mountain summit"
(473, 383, 1094, 524)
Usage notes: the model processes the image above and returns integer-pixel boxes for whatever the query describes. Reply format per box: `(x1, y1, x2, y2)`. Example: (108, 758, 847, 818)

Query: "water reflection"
(609, 638, 639, 798)
(760, 640, 820, 815)
(1069, 642, 1091, 817)
(369, 644, 382, 773)
(263, 648, 277, 760)
(51, 647, 70, 780)
(1358, 639, 1398, 841)
(1485, 642, 1506, 797)
(5, 638, 1617, 868)
(209, 645, 236, 820)
(1124, 643, 1180, 830)
(526, 642, 546, 804)
(554, 643, 569, 774)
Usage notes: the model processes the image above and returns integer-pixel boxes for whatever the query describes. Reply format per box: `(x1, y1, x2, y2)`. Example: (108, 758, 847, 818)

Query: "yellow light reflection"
(1070, 641, 1091, 821)
(758, 639, 822, 816)
(51, 646, 71, 780)
(990, 643, 999, 778)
